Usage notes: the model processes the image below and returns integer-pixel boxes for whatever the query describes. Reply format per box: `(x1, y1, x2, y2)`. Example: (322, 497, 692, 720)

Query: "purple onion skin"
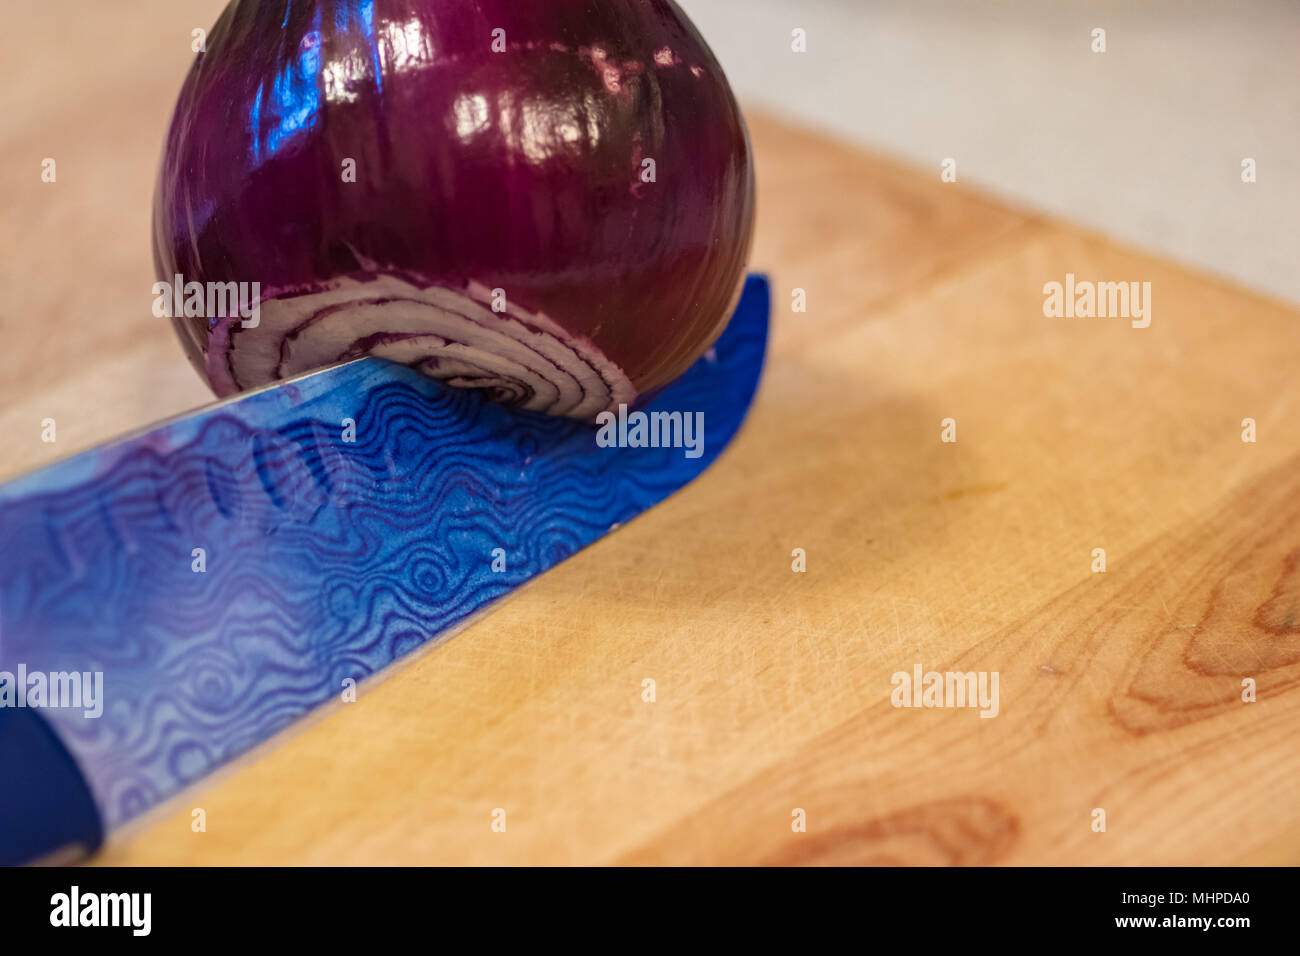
(153, 0, 755, 414)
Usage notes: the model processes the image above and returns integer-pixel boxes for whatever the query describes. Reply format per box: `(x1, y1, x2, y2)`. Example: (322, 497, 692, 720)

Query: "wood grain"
(2, 2, 1297, 865)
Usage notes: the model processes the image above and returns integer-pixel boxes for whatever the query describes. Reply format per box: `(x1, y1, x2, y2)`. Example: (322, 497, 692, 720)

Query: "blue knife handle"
(0, 707, 102, 865)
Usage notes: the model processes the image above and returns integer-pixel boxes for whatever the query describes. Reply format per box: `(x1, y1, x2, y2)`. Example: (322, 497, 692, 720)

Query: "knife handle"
(0, 706, 101, 865)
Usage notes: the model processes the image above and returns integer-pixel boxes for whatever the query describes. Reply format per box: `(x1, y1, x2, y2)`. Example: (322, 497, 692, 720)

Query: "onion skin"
(153, 0, 755, 417)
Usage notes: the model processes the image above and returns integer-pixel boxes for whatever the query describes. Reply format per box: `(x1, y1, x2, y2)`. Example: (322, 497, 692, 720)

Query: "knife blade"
(0, 274, 769, 864)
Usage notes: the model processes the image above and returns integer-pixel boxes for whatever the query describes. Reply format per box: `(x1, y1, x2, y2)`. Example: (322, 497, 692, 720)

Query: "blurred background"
(679, 0, 1300, 304)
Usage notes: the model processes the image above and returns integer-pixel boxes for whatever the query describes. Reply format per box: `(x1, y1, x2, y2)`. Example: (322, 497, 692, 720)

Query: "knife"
(0, 274, 769, 865)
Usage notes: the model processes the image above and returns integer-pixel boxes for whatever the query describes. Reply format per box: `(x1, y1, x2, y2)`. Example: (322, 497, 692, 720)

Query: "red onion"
(153, 0, 755, 419)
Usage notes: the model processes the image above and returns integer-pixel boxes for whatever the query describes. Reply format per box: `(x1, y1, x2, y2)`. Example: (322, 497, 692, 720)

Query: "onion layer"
(153, 0, 755, 418)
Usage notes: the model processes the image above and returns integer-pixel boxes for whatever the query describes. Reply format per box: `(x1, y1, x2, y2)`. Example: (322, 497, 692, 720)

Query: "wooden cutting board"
(4, 3, 1298, 866)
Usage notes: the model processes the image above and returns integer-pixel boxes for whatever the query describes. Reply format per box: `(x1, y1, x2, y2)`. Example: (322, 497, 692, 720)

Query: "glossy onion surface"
(153, 0, 755, 417)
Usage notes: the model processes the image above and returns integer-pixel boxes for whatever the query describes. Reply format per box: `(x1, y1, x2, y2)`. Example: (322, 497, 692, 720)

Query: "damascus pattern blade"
(0, 276, 768, 862)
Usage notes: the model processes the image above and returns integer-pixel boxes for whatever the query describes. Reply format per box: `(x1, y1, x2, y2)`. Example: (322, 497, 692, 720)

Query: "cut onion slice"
(208, 273, 635, 420)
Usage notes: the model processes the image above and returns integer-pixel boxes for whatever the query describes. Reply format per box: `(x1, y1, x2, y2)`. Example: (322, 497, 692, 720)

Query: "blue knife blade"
(0, 275, 769, 864)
